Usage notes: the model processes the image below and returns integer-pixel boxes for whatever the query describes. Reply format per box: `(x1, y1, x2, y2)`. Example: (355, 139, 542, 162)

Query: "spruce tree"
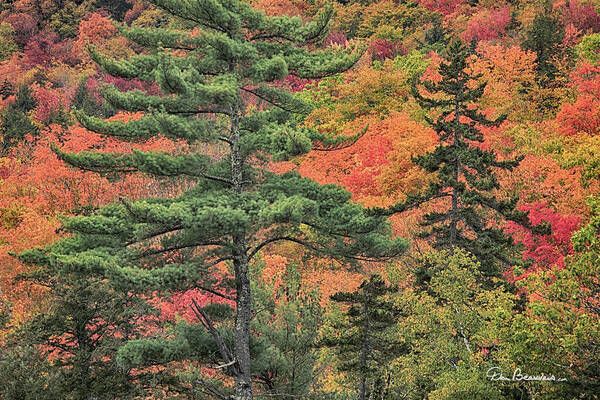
(370, 40, 524, 279)
(20, 1, 407, 399)
(322, 275, 403, 400)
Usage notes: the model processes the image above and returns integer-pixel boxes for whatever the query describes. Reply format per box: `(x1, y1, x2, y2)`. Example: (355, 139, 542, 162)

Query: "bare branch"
(190, 298, 237, 375)
(194, 378, 230, 400)
(198, 285, 235, 301)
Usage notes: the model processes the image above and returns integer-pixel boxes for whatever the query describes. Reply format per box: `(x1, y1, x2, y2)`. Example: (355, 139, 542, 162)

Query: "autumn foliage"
(1, 0, 600, 398)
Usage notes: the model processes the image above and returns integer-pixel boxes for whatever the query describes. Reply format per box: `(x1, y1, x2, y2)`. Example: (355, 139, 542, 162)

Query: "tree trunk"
(450, 97, 461, 248)
(231, 107, 253, 400)
(359, 300, 370, 400)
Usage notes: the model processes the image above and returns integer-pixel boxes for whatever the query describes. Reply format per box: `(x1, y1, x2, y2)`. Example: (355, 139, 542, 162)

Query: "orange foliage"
(470, 43, 539, 121)
(73, 12, 131, 64)
(296, 113, 436, 208)
(0, 112, 187, 322)
(556, 63, 600, 135)
(499, 154, 591, 216)
(251, 0, 308, 17)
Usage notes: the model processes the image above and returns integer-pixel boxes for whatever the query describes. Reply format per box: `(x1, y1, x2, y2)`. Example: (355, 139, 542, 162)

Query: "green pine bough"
(18, 1, 408, 399)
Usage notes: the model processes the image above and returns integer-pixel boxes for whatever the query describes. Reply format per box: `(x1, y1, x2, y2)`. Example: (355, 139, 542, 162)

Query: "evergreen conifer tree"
(522, 12, 565, 84)
(0, 85, 39, 156)
(370, 40, 525, 280)
(322, 275, 403, 400)
(250, 263, 323, 397)
(19, 1, 407, 398)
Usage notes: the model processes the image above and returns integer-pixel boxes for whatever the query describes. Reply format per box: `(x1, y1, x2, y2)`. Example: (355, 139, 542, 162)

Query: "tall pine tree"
(370, 40, 524, 279)
(19, 1, 408, 399)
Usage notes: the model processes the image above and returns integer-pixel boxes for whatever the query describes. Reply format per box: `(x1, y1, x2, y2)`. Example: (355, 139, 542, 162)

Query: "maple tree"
(462, 6, 511, 43)
(469, 43, 539, 122)
(504, 202, 581, 283)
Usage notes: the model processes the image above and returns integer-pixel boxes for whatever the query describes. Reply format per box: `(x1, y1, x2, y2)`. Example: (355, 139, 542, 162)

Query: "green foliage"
(94, 0, 133, 21)
(48, 2, 88, 38)
(422, 23, 449, 53)
(522, 13, 565, 83)
(117, 262, 324, 399)
(0, 85, 39, 156)
(0, 344, 61, 400)
(392, 49, 430, 78)
(0, 22, 17, 60)
(391, 250, 518, 400)
(575, 33, 600, 65)
(251, 263, 323, 398)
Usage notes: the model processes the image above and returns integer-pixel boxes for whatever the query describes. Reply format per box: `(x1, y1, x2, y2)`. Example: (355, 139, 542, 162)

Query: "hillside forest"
(0, 0, 599, 399)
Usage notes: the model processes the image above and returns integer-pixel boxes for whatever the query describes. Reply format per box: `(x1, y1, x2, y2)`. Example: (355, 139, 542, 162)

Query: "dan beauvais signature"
(487, 367, 567, 382)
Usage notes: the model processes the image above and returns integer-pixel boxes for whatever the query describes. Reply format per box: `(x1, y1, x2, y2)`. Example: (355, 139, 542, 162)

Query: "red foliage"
(416, 0, 467, 16)
(124, 2, 148, 25)
(4, 12, 38, 46)
(555, 0, 600, 33)
(73, 12, 117, 57)
(31, 82, 70, 124)
(370, 39, 406, 61)
(325, 31, 348, 47)
(278, 75, 315, 92)
(557, 95, 600, 135)
(463, 6, 511, 43)
(86, 73, 161, 104)
(23, 31, 60, 68)
(3, 113, 180, 211)
(159, 262, 233, 323)
(505, 202, 581, 283)
(556, 63, 600, 135)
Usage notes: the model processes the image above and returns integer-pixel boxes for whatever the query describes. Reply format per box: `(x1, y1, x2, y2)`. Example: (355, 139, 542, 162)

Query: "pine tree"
(322, 275, 403, 400)
(250, 263, 323, 398)
(20, 1, 408, 399)
(370, 40, 524, 280)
